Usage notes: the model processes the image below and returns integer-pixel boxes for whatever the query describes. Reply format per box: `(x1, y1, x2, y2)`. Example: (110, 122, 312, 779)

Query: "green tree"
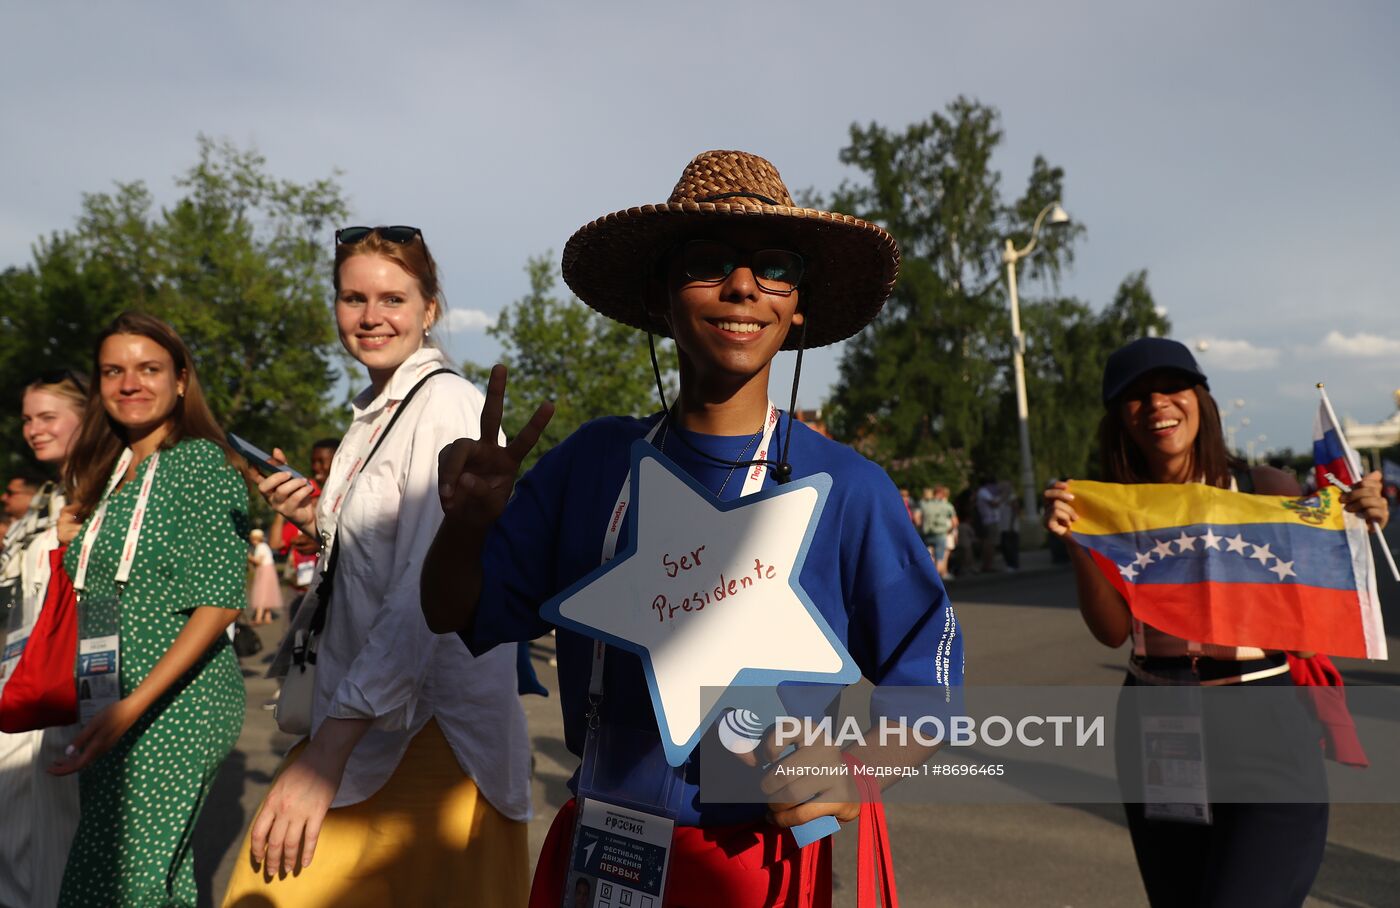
(0, 136, 349, 473)
(823, 98, 1162, 490)
(465, 255, 674, 471)
(1018, 272, 1171, 483)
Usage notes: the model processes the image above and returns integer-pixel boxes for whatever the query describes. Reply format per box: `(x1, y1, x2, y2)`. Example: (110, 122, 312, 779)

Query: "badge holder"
(0, 580, 27, 696)
(75, 588, 121, 724)
(1139, 682, 1212, 825)
(0, 577, 18, 627)
(294, 558, 317, 588)
(564, 701, 686, 907)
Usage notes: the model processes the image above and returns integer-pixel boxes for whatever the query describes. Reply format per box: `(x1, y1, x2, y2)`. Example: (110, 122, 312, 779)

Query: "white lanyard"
(327, 359, 442, 518)
(74, 448, 161, 594)
(590, 402, 780, 698)
(327, 406, 401, 517)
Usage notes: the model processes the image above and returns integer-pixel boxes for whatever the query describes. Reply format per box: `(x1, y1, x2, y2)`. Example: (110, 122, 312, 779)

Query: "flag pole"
(1318, 383, 1400, 581)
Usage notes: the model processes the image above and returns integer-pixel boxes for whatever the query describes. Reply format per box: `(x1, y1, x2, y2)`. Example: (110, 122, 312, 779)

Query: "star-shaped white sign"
(1174, 531, 1198, 553)
(1225, 534, 1249, 554)
(1151, 539, 1175, 560)
(1200, 528, 1223, 551)
(1250, 542, 1275, 565)
(542, 443, 858, 766)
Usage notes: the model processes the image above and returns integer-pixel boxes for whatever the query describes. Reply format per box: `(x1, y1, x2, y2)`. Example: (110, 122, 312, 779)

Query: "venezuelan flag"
(1069, 480, 1387, 660)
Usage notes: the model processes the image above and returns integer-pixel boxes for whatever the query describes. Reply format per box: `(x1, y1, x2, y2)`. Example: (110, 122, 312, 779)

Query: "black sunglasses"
(36, 368, 88, 396)
(335, 225, 423, 245)
(680, 240, 804, 295)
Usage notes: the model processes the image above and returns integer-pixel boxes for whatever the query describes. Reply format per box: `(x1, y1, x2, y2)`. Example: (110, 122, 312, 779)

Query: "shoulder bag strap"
(308, 368, 456, 637)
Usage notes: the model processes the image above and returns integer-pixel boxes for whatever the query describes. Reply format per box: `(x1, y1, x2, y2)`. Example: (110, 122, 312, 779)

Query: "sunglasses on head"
(37, 368, 88, 396)
(335, 225, 423, 246)
(680, 240, 804, 295)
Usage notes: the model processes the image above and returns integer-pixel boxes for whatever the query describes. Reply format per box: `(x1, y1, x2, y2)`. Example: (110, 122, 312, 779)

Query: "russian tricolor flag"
(1069, 480, 1386, 660)
(1313, 391, 1363, 492)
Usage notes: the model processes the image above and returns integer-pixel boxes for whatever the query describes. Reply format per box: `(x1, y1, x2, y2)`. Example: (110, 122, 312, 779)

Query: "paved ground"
(193, 547, 1400, 907)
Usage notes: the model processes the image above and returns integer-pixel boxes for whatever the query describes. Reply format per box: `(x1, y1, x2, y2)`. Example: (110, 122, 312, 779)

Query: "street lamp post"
(1196, 345, 1249, 456)
(1248, 434, 1269, 466)
(1225, 402, 1247, 456)
(1002, 201, 1070, 538)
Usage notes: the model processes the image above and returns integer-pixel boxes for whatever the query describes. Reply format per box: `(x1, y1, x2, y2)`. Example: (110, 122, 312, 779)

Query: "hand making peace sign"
(436, 364, 555, 532)
(421, 365, 553, 635)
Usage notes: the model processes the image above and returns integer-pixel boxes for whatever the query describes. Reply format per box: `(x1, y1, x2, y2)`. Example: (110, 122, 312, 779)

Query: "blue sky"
(3, 1, 1397, 456)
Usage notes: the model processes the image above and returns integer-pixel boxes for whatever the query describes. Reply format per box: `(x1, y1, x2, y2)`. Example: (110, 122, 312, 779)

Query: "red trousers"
(529, 799, 832, 908)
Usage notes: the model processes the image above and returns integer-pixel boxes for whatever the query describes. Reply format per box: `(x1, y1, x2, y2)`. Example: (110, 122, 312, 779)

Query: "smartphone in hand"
(227, 433, 307, 481)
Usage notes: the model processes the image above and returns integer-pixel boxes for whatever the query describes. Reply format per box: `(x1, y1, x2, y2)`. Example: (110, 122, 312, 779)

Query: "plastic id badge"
(0, 629, 23, 690)
(1141, 707, 1212, 825)
(566, 798, 674, 908)
(77, 634, 120, 724)
(565, 721, 685, 907)
(0, 590, 32, 698)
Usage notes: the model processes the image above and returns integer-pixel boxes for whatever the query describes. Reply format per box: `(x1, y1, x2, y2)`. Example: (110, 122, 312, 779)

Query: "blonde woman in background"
(0, 371, 86, 908)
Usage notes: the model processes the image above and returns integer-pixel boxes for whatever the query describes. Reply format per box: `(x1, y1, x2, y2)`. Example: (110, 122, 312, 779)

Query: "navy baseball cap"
(1102, 337, 1209, 405)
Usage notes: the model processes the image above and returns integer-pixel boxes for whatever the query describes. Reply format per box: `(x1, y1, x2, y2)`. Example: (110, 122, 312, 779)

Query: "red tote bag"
(0, 546, 79, 732)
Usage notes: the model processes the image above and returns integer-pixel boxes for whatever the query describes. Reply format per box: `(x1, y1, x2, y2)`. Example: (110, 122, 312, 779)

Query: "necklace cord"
(642, 323, 803, 483)
(774, 317, 809, 484)
(647, 332, 670, 413)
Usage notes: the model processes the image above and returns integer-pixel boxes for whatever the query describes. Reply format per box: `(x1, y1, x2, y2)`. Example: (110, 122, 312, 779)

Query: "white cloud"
(441, 308, 494, 333)
(1190, 337, 1280, 371)
(1320, 331, 1400, 358)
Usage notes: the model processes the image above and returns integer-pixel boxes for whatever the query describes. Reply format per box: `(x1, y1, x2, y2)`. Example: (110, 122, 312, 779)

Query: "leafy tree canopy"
(0, 136, 350, 475)
(824, 98, 1168, 491)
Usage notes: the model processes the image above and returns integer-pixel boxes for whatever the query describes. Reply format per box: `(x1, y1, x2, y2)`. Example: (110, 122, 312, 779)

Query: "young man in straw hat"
(423, 150, 962, 906)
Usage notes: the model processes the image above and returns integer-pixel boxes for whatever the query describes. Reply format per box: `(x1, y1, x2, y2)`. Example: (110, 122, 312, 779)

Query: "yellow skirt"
(221, 719, 528, 908)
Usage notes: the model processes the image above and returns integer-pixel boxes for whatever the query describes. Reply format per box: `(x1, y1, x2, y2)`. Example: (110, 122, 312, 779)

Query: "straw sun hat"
(561, 150, 900, 350)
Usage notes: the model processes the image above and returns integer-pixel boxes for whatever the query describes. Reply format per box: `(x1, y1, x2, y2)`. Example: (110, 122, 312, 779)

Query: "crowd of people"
(0, 148, 1391, 908)
(896, 477, 1027, 579)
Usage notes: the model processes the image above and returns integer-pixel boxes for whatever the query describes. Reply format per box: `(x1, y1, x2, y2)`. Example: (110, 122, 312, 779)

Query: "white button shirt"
(308, 345, 530, 819)
(0, 488, 80, 908)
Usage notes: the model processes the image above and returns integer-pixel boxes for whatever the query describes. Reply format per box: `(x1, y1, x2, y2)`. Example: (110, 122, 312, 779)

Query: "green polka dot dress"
(59, 438, 248, 908)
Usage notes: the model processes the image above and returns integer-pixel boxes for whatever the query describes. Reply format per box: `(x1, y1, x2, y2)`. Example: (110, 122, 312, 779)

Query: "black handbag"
(232, 620, 263, 658)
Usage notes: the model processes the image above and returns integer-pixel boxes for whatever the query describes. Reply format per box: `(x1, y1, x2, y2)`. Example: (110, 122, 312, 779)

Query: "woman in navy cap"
(1044, 337, 1388, 907)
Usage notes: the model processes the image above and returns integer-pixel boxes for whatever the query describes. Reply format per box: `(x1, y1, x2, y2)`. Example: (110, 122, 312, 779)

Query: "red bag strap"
(845, 754, 899, 908)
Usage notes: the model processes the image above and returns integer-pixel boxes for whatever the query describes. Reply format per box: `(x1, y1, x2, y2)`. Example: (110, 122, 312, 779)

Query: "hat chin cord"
(645, 318, 806, 485)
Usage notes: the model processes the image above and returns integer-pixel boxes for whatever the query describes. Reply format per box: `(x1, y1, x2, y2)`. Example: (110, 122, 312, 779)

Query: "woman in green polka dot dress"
(51, 312, 249, 907)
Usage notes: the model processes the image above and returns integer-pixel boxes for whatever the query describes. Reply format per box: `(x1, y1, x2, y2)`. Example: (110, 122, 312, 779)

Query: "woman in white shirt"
(221, 226, 530, 907)
(0, 372, 85, 908)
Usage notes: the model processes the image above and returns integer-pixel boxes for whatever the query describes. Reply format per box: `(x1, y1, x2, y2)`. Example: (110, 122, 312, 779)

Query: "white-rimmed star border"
(542, 441, 859, 766)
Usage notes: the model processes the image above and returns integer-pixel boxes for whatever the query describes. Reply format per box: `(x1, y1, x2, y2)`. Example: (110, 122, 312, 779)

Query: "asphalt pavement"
(193, 547, 1400, 907)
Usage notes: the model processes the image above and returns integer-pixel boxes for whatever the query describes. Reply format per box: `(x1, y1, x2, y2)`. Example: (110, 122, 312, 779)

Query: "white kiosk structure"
(1343, 389, 1400, 468)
